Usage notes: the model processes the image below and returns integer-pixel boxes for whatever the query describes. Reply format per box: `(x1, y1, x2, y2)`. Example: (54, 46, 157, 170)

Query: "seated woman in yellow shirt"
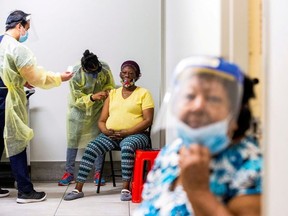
(64, 60, 154, 201)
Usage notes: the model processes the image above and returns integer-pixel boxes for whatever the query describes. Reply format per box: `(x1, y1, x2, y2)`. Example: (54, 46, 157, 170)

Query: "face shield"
(82, 61, 102, 74)
(25, 16, 39, 42)
(5, 11, 39, 42)
(81, 50, 102, 78)
(154, 56, 244, 155)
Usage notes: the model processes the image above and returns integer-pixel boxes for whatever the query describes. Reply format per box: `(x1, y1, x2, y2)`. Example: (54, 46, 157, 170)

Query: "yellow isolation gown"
(0, 35, 62, 157)
(66, 62, 115, 149)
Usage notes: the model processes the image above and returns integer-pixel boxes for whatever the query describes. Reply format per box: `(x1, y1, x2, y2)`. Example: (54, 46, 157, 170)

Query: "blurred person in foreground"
(134, 56, 262, 216)
(0, 10, 73, 204)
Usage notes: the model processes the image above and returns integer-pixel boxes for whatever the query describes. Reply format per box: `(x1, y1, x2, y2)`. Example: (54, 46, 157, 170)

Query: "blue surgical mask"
(19, 31, 29, 43)
(177, 118, 231, 155)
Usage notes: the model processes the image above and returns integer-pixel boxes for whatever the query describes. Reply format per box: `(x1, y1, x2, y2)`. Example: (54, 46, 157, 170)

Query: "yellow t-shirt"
(106, 87, 154, 130)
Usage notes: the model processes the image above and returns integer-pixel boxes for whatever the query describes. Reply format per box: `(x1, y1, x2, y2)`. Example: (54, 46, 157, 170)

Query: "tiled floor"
(0, 182, 140, 216)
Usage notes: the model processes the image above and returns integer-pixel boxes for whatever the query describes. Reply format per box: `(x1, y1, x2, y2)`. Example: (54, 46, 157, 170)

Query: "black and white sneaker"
(17, 190, 46, 204)
(0, 188, 10, 198)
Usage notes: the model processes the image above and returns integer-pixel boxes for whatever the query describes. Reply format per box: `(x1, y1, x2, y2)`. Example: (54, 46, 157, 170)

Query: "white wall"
(263, 0, 288, 215)
(164, 0, 249, 101)
(163, 0, 228, 146)
(218, 0, 248, 72)
(0, 0, 162, 161)
(165, 0, 222, 88)
(164, 0, 249, 102)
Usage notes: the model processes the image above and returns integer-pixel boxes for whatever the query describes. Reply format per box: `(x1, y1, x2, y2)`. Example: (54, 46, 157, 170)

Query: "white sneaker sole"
(0, 192, 10, 198)
(16, 194, 47, 204)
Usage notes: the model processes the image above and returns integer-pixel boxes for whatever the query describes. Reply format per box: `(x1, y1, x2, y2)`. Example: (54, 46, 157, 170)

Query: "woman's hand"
(113, 130, 129, 140)
(24, 82, 34, 89)
(103, 129, 123, 141)
(103, 129, 114, 136)
(91, 91, 108, 101)
(61, 71, 73, 81)
(102, 128, 129, 141)
(178, 144, 211, 194)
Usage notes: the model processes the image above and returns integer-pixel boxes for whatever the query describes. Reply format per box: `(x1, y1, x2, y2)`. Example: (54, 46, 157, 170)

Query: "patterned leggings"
(77, 133, 150, 183)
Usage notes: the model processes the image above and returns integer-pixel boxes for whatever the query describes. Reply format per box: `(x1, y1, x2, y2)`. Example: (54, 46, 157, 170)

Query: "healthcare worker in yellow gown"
(58, 50, 115, 186)
(0, 10, 73, 204)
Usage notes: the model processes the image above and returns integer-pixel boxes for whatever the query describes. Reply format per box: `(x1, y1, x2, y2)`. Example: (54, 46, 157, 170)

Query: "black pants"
(0, 108, 33, 194)
(9, 149, 34, 194)
(0, 109, 5, 159)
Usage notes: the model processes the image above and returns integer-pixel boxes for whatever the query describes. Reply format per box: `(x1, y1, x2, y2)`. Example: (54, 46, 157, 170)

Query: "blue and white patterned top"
(133, 136, 262, 216)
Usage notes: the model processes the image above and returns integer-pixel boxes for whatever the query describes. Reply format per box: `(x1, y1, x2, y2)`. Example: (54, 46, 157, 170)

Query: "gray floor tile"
(0, 182, 139, 216)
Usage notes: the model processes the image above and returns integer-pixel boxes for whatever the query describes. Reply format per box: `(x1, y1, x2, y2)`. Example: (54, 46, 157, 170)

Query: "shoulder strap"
(0, 35, 3, 43)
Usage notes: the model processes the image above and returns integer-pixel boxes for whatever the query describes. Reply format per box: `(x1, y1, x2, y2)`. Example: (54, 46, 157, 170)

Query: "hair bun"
(81, 50, 100, 74)
(83, 49, 90, 57)
(252, 78, 259, 85)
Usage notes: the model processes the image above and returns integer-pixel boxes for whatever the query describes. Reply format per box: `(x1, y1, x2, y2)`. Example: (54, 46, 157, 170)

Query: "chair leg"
(97, 153, 106, 194)
(109, 151, 116, 187)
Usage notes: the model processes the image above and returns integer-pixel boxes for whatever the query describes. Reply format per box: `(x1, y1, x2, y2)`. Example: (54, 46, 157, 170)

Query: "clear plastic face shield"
(25, 16, 39, 42)
(83, 62, 102, 74)
(20, 15, 39, 43)
(18, 15, 31, 43)
(153, 56, 244, 155)
(80, 50, 102, 77)
(6, 12, 39, 43)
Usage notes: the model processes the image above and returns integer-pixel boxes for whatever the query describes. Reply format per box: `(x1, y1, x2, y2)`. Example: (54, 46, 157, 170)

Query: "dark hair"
(5, 10, 30, 31)
(81, 49, 102, 74)
(232, 76, 259, 139)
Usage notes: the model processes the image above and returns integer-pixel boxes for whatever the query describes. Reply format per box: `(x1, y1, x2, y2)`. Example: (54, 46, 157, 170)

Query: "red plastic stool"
(131, 149, 160, 203)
